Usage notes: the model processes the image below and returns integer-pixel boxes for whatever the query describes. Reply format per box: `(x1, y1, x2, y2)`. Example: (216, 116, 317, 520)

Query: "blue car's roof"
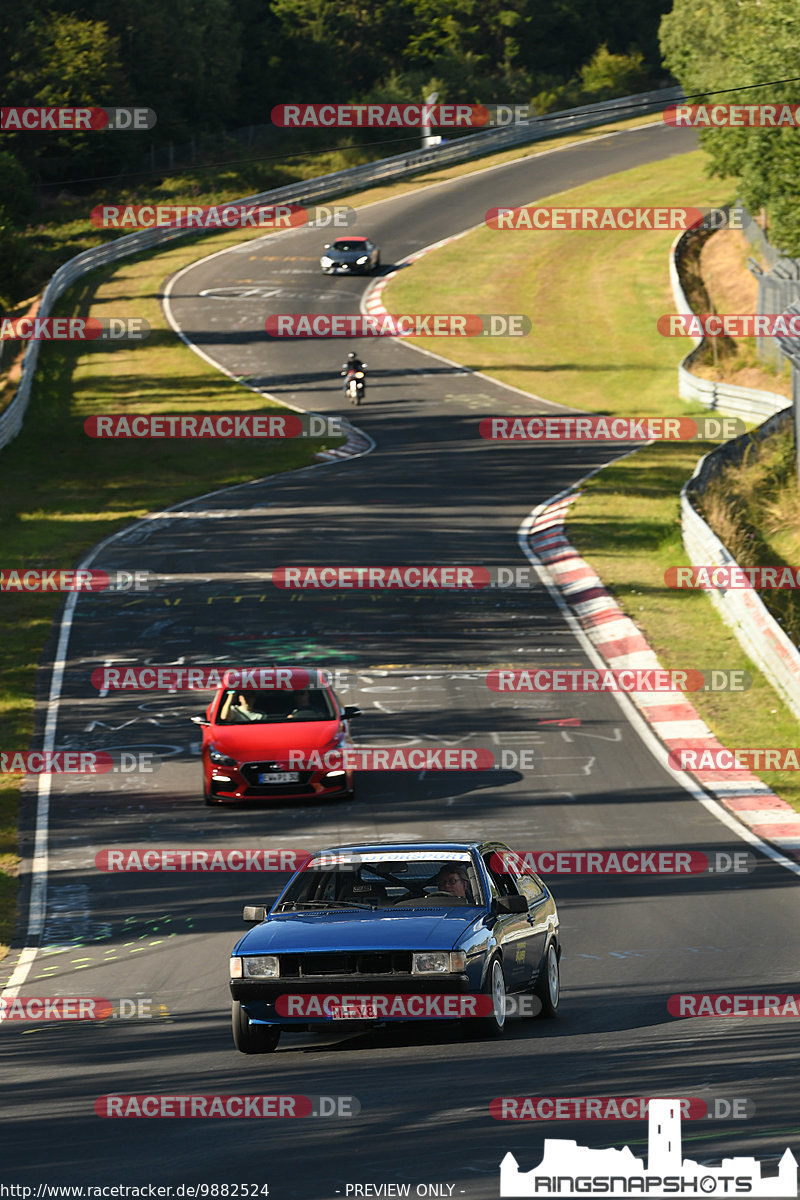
(314, 841, 484, 856)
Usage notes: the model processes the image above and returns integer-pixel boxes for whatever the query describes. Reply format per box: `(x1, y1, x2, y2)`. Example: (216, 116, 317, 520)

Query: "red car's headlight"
(209, 743, 237, 766)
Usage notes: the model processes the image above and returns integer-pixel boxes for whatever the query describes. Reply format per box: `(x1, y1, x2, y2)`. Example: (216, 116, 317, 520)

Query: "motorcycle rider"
(340, 350, 366, 395)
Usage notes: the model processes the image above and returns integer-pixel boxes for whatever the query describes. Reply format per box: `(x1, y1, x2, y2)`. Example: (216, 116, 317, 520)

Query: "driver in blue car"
(435, 864, 470, 902)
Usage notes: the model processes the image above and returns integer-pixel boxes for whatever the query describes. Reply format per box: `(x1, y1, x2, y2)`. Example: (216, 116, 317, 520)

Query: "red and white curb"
(526, 492, 800, 863)
(363, 227, 475, 320)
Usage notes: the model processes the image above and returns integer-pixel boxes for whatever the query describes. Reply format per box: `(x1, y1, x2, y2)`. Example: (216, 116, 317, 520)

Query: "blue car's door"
(481, 851, 533, 989)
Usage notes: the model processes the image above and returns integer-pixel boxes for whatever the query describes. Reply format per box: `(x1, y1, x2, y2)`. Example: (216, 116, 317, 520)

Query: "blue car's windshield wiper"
(280, 899, 375, 911)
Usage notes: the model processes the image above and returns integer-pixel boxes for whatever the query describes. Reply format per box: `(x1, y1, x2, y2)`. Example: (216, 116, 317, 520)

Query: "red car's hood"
(210, 720, 341, 760)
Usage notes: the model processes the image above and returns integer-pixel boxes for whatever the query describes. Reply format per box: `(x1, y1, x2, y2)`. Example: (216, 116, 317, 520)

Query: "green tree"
(660, 0, 800, 253)
(579, 44, 649, 99)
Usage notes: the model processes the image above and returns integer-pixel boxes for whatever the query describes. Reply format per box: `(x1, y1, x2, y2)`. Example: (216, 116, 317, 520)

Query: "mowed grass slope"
(0, 230, 345, 957)
(382, 149, 800, 811)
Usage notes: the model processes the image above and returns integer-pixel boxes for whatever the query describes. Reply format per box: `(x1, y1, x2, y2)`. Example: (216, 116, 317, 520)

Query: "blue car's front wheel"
(232, 1002, 281, 1054)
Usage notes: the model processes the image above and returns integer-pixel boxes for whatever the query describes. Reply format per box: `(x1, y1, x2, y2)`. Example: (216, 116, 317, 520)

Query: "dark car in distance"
(320, 236, 381, 274)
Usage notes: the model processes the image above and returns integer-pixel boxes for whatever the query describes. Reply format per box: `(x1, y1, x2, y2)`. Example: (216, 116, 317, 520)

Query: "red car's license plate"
(258, 771, 299, 783)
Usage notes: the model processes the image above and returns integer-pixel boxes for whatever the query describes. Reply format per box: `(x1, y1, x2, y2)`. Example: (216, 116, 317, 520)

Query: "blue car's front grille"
(279, 952, 413, 977)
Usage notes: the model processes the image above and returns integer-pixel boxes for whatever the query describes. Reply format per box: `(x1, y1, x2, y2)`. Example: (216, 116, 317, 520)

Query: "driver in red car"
(226, 692, 267, 723)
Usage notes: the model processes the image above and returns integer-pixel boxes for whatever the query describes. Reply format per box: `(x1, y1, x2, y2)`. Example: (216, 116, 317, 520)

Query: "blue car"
(229, 841, 561, 1053)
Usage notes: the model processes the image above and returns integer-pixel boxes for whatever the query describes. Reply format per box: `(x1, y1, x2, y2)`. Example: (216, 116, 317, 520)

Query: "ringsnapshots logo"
(265, 314, 529, 337)
(498, 1098, 798, 1197)
(1, 107, 156, 131)
(0, 317, 149, 340)
(84, 413, 342, 439)
(90, 203, 357, 230)
(480, 416, 744, 442)
(485, 206, 748, 232)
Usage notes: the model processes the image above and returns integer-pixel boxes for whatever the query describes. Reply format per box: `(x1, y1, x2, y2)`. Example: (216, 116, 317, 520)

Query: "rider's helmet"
(347, 351, 358, 361)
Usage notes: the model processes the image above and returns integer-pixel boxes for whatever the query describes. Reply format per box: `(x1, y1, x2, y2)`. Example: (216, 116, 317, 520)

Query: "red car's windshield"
(216, 687, 337, 724)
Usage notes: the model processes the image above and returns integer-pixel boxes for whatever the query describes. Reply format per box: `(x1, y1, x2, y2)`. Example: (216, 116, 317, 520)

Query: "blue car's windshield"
(275, 856, 485, 911)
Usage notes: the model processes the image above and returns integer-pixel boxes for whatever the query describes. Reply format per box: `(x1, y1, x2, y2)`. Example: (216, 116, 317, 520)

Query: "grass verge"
(0, 228, 346, 960)
(381, 147, 800, 811)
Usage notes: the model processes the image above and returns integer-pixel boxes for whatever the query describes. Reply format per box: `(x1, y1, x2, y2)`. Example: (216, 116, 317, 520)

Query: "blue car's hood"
(237, 908, 485, 954)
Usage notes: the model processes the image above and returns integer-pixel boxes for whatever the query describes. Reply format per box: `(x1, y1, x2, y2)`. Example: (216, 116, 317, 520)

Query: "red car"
(192, 682, 361, 805)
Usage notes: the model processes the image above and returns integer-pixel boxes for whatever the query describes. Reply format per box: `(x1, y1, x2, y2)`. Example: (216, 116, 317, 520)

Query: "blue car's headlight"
(242, 956, 280, 978)
(412, 951, 467, 974)
(209, 743, 237, 766)
(320, 256, 333, 267)
(356, 255, 369, 265)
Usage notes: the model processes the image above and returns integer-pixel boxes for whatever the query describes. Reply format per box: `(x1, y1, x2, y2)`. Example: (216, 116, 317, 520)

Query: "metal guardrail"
(670, 207, 800, 719)
(0, 85, 682, 455)
(681, 408, 800, 722)
(669, 225, 790, 420)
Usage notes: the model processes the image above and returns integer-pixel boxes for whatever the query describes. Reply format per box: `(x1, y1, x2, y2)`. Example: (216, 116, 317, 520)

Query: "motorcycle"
(342, 364, 367, 405)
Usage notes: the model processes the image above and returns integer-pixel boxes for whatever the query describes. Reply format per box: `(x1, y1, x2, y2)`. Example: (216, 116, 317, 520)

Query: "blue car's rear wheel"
(232, 1002, 281, 1053)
